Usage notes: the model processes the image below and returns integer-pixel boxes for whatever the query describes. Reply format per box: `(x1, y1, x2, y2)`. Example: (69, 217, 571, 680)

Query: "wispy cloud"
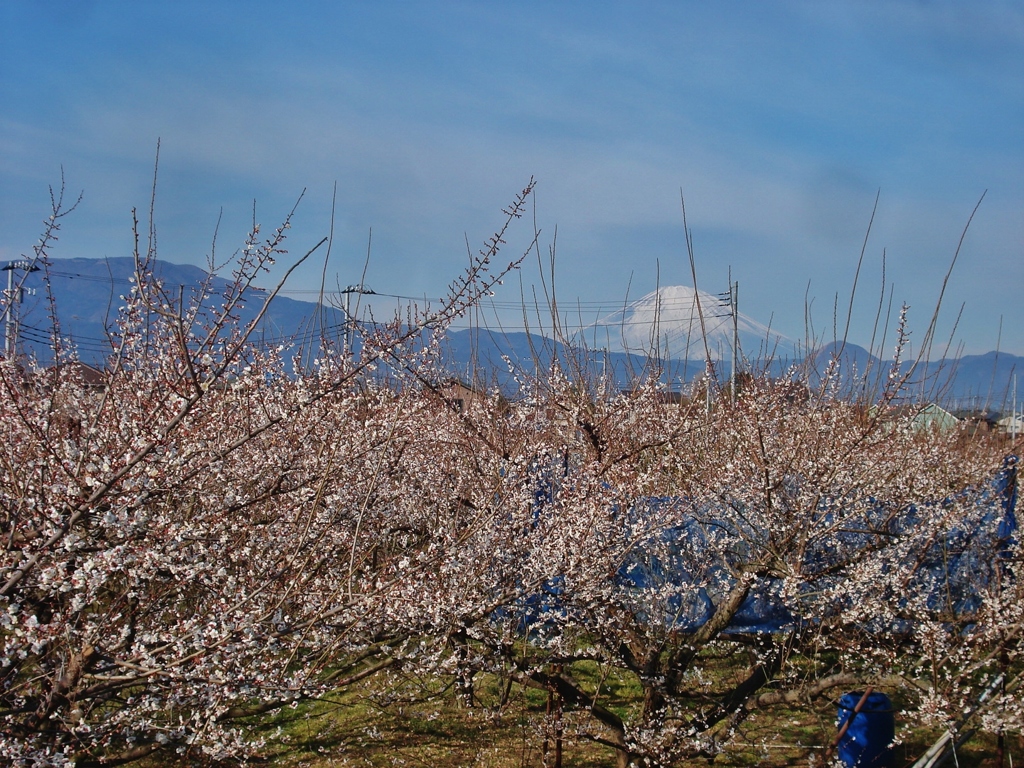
(1, 0, 1020, 353)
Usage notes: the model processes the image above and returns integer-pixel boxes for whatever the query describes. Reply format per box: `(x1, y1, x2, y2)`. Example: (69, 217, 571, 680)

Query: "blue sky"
(2, 1, 1021, 355)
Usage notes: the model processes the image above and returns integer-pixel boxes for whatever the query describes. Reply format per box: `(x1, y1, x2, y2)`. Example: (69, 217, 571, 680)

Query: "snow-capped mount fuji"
(586, 285, 792, 361)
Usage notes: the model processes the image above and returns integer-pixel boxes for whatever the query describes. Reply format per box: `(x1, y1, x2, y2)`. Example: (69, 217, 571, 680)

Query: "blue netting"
(533, 455, 1018, 634)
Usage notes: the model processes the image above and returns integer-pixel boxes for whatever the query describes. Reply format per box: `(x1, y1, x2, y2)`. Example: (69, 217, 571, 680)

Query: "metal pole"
(4, 264, 13, 358)
(724, 268, 738, 404)
(2, 261, 38, 359)
(344, 290, 352, 356)
(732, 279, 738, 404)
(340, 284, 376, 360)
(1013, 374, 1018, 440)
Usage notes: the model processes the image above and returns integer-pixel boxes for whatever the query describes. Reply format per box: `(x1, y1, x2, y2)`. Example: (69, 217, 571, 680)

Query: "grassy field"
(214, 659, 1018, 768)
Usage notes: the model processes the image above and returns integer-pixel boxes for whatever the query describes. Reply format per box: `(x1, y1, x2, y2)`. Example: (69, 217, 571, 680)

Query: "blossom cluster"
(0, 186, 1018, 766)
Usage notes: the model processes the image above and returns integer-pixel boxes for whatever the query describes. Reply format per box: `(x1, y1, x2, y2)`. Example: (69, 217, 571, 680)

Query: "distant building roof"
(29, 361, 108, 390)
(887, 402, 960, 432)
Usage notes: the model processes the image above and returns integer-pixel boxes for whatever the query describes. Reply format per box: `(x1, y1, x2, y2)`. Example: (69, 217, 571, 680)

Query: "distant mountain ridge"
(11, 257, 346, 363)
(806, 341, 1021, 410)
(9, 258, 1021, 410)
(440, 332, 1020, 411)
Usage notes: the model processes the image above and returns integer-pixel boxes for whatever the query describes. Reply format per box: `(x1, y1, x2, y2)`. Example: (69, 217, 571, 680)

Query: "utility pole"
(731, 279, 738, 403)
(1013, 374, 1019, 441)
(340, 284, 376, 357)
(719, 269, 739, 403)
(2, 261, 40, 359)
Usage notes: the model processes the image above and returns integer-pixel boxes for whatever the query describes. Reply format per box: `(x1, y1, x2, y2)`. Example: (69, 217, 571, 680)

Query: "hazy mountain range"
(8, 257, 345, 362)
(6, 257, 1020, 411)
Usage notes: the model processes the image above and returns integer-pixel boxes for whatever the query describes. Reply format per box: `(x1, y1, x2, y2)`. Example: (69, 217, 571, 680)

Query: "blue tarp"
(617, 455, 1018, 633)
(516, 455, 1018, 635)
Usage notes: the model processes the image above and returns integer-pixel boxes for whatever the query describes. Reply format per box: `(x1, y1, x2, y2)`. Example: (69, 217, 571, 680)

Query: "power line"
(24, 268, 754, 357)
(40, 267, 736, 314)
